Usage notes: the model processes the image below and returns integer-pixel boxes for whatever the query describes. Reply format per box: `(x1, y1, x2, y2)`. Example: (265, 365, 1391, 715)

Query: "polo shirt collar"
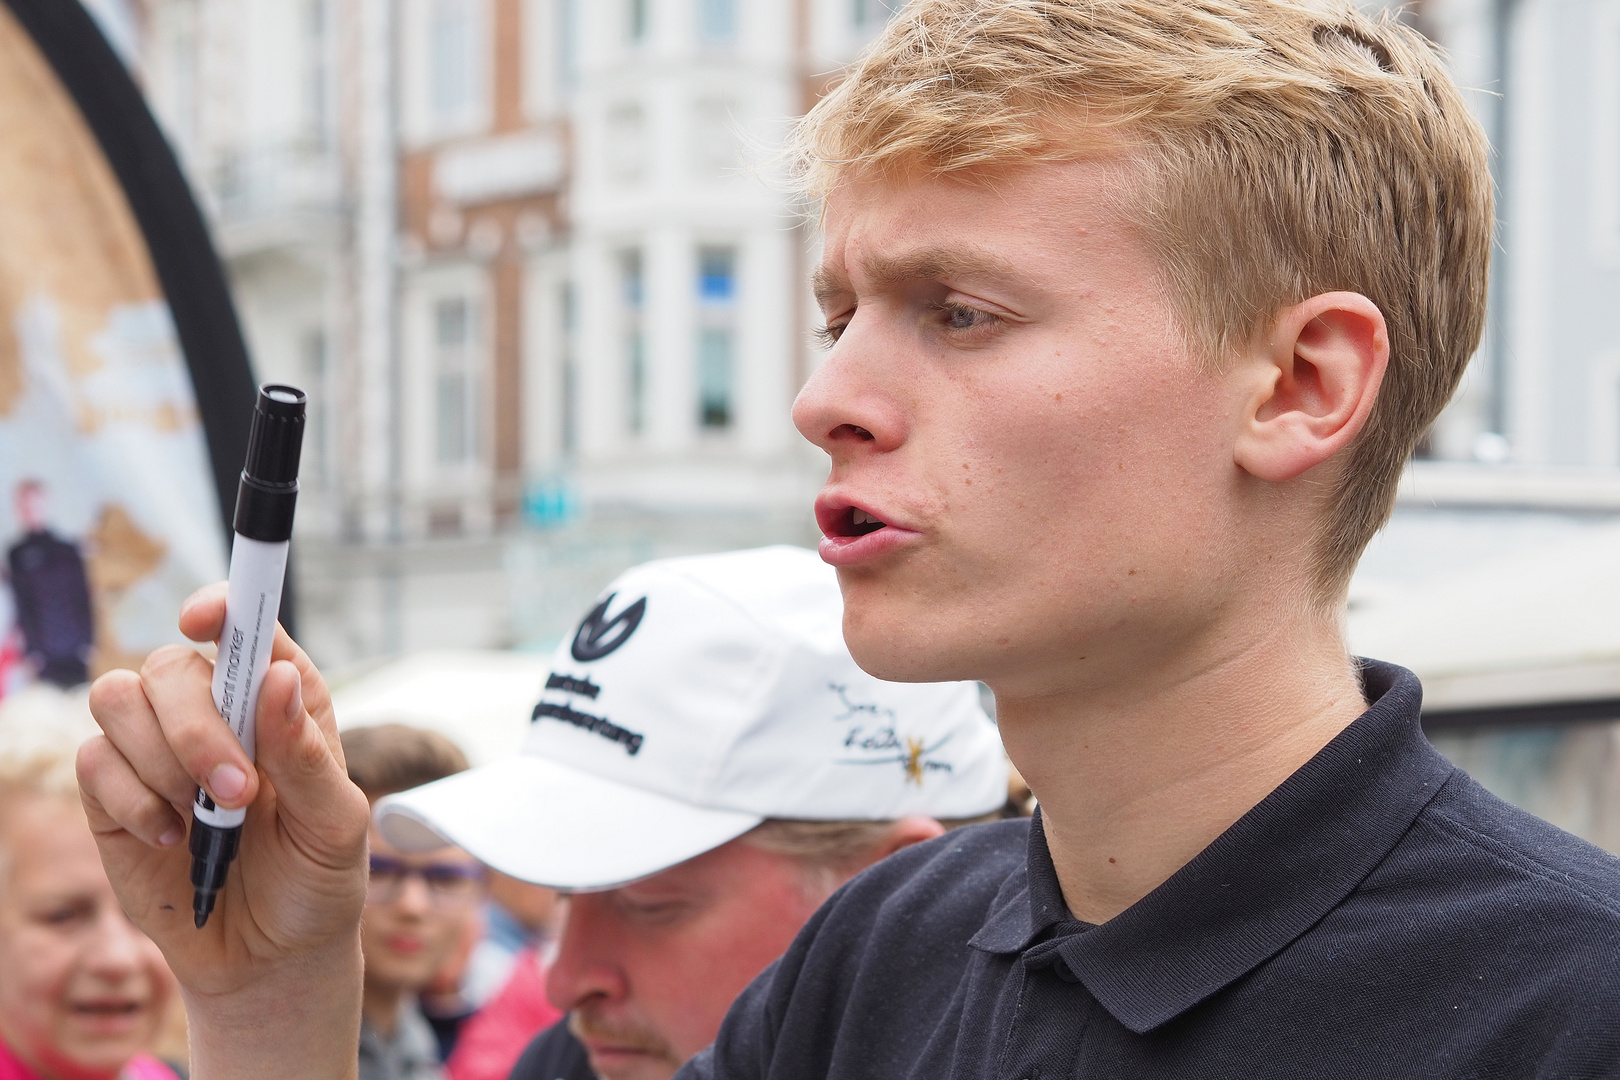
(969, 660, 1452, 1034)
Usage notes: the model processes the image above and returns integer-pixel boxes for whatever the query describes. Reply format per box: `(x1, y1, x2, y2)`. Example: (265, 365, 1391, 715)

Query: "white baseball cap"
(374, 546, 1007, 890)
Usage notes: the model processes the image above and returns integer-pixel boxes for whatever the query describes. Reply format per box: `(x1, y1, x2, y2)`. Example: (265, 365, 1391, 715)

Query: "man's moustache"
(569, 1007, 679, 1061)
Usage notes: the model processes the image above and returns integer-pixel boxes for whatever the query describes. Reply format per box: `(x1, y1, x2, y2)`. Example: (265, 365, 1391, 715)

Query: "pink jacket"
(0, 1038, 181, 1080)
(447, 949, 564, 1080)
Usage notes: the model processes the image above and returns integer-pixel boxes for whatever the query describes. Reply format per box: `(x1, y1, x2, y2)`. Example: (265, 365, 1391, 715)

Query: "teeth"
(852, 509, 880, 526)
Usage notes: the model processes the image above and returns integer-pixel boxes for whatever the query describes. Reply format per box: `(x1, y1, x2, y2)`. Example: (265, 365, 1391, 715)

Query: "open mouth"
(841, 507, 887, 537)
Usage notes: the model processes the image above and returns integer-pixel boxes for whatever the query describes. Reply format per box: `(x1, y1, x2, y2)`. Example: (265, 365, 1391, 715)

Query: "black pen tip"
(192, 889, 215, 929)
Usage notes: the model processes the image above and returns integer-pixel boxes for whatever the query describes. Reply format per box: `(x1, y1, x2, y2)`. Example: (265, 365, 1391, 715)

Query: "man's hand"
(77, 583, 371, 1079)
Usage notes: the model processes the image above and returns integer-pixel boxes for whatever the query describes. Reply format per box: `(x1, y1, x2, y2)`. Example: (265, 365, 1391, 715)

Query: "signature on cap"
(828, 681, 954, 785)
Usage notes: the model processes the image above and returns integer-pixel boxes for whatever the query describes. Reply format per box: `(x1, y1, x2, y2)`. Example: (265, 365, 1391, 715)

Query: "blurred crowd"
(0, 547, 1030, 1080)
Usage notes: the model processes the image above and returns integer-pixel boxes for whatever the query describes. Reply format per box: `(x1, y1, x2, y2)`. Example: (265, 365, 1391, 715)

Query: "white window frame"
(401, 0, 493, 145)
(404, 267, 492, 491)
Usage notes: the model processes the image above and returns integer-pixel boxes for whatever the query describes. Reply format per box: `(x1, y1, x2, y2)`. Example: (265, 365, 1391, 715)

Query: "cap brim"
(373, 756, 764, 891)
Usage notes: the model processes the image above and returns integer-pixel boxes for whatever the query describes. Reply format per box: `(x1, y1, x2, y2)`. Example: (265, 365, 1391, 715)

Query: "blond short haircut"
(0, 687, 97, 885)
(792, 0, 1492, 597)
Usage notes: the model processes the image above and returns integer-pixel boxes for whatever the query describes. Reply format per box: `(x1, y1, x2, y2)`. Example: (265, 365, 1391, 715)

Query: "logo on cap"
(571, 593, 647, 662)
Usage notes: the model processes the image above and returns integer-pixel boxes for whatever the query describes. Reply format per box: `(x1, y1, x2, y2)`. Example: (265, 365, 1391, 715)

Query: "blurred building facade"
(120, 0, 1620, 668)
(127, 0, 904, 665)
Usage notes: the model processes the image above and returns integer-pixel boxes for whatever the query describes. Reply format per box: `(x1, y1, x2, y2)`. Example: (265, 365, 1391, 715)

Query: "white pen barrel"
(193, 534, 289, 830)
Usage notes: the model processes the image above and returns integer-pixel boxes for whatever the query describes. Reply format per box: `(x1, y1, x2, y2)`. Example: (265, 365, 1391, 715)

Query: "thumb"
(253, 660, 369, 852)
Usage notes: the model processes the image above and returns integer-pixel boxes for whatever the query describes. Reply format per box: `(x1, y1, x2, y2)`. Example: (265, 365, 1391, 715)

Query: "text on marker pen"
(190, 384, 305, 929)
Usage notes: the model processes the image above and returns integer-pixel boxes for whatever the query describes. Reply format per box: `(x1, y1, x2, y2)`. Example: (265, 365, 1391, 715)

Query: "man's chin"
(841, 602, 981, 685)
(582, 1043, 682, 1080)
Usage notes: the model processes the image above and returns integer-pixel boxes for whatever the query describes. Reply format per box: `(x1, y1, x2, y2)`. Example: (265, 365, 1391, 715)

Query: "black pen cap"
(245, 385, 306, 486)
(234, 384, 306, 542)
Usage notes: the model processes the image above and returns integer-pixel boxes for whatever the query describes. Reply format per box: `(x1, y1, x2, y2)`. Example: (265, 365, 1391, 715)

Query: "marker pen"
(190, 384, 305, 929)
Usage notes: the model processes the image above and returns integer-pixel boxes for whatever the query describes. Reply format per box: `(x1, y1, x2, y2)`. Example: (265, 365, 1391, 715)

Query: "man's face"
(546, 839, 826, 1080)
(15, 484, 44, 531)
(360, 827, 484, 995)
(796, 162, 1258, 698)
(0, 797, 175, 1079)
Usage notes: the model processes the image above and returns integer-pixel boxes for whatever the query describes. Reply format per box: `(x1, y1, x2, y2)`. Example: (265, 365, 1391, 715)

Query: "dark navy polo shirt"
(680, 661, 1620, 1080)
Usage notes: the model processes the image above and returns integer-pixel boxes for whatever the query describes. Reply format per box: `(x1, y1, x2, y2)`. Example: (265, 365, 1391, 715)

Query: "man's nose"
(791, 323, 908, 459)
(545, 896, 629, 1011)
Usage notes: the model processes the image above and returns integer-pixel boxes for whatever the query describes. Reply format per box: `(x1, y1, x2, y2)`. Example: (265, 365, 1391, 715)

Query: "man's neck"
(995, 609, 1366, 925)
(361, 982, 405, 1040)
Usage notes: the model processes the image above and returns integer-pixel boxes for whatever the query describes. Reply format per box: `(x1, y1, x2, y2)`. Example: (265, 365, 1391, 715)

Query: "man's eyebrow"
(813, 246, 1025, 306)
(812, 265, 848, 305)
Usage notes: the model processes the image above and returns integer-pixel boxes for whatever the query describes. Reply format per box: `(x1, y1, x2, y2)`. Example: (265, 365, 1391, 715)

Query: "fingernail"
(209, 763, 248, 802)
(158, 825, 184, 847)
(286, 677, 304, 724)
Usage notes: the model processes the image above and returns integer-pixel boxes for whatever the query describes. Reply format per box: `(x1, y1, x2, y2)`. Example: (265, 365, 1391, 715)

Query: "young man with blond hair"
(73, 0, 1620, 1077)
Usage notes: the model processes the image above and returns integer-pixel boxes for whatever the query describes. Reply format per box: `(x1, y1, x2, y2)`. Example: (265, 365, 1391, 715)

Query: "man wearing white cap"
(373, 545, 1009, 1080)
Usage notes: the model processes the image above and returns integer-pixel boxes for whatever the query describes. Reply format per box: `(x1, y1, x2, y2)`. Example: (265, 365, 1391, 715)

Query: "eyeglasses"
(366, 855, 487, 908)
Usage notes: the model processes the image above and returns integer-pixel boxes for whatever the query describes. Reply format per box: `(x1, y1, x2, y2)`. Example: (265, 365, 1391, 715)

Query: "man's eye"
(941, 303, 995, 331)
(813, 322, 846, 348)
(620, 897, 688, 923)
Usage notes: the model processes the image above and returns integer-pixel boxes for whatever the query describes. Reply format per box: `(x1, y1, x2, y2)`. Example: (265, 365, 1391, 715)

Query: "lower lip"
(582, 1042, 656, 1066)
(818, 525, 920, 567)
(386, 936, 424, 956)
(70, 1007, 144, 1036)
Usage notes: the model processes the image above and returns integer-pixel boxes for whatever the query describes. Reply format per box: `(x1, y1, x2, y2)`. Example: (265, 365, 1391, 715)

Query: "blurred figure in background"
(438, 873, 560, 1079)
(0, 696, 180, 1080)
(342, 724, 488, 1080)
(5, 481, 93, 690)
(462, 872, 560, 1011)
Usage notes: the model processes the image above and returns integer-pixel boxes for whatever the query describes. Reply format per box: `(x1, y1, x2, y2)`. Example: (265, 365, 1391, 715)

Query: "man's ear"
(863, 815, 946, 867)
(1232, 292, 1389, 483)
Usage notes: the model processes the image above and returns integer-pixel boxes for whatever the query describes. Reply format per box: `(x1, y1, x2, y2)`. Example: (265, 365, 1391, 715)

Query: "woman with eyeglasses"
(341, 725, 486, 1080)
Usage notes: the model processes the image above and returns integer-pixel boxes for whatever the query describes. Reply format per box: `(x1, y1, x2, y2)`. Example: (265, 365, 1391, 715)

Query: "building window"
(606, 101, 647, 184)
(696, 247, 736, 430)
(561, 283, 577, 457)
(434, 297, 480, 465)
(558, 0, 579, 88)
(619, 251, 647, 436)
(301, 0, 330, 145)
(698, 0, 736, 43)
(627, 0, 649, 43)
(430, 0, 482, 128)
(301, 328, 330, 486)
(691, 96, 739, 177)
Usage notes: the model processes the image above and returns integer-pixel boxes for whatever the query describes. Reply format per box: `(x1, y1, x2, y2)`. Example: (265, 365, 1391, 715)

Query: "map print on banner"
(0, 4, 226, 697)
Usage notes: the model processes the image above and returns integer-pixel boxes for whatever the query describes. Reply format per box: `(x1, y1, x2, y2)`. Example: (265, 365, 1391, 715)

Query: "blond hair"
(0, 684, 95, 803)
(0, 687, 97, 885)
(743, 808, 1006, 899)
(792, 0, 1492, 597)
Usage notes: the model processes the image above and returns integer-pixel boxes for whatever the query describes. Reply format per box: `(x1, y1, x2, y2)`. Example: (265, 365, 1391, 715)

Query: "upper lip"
(815, 494, 906, 539)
